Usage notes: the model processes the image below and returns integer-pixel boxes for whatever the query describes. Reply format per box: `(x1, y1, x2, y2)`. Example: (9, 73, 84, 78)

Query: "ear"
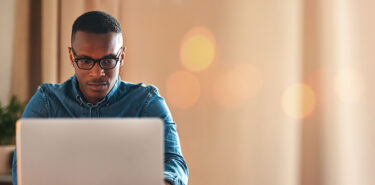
(68, 47, 74, 65)
(120, 46, 126, 66)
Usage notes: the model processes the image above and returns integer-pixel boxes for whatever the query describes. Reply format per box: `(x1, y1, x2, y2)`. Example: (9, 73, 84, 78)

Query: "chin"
(89, 91, 108, 99)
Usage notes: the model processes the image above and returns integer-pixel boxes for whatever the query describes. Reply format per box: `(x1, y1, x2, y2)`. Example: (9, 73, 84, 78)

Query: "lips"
(87, 82, 108, 91)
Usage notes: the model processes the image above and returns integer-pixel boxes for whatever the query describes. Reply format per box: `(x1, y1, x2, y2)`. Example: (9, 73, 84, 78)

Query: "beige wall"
(0, 0, 15, 104)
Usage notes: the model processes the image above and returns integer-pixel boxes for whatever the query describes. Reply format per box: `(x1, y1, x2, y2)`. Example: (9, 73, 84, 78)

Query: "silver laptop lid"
(16, 118, 164, 185)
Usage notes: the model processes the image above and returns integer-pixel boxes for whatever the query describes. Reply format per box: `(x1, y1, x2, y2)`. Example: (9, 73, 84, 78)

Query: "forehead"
(72, 31, 123, 56)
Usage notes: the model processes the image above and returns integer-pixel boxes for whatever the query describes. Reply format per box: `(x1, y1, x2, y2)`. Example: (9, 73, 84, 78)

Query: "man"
(12, 11, 188, 185)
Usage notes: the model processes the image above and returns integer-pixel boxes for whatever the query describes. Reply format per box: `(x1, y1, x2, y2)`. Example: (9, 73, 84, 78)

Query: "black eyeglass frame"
(71, 47, 123, 70)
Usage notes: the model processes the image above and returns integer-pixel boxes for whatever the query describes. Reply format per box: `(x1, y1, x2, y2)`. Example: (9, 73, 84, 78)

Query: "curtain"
(10, 0, 375, 185)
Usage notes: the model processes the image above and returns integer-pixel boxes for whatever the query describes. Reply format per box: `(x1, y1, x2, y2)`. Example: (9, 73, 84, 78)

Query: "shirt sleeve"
(12, 86, 49, 185)
(141, 86, 189, 185)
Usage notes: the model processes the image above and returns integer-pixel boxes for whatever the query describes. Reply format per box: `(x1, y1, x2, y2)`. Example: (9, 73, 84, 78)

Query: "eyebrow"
(71, 47, 122, 59)
(75, 53, 117, 59)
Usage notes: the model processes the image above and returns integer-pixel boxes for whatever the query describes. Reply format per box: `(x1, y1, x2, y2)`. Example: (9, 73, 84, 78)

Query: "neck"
(86, 97, 103, 104)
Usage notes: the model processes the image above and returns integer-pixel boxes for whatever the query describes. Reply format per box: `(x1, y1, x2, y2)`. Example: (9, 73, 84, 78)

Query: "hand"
(164, 180, 172, 185)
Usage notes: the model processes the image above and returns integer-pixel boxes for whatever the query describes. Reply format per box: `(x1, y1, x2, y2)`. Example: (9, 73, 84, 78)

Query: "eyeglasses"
(71, 47, 123, 70)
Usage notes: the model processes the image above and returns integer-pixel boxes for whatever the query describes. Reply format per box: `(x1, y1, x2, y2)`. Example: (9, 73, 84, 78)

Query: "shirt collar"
(72, 75, 121, 106)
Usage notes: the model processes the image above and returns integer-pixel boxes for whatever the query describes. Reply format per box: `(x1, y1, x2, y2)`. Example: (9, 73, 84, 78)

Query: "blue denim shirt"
(12, 75, 188, 185)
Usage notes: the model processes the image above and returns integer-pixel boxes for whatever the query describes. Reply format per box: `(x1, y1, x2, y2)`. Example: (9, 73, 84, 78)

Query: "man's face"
(69, 31, 124, 104)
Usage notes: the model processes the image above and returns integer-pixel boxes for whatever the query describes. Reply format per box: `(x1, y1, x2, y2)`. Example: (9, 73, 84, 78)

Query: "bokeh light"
(213, 62, 262, 108)
(180, 26, 215, 72)
(282, 83, 316, 119)
(334, 68, 364, 103)
(166, 70, 201, 109)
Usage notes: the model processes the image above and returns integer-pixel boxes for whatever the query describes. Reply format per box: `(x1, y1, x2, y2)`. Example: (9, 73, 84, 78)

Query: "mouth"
(87, 82, 108, 91)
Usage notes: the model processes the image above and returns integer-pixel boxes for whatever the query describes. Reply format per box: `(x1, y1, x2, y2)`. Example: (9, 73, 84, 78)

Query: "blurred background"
(1, 0, 375, 184)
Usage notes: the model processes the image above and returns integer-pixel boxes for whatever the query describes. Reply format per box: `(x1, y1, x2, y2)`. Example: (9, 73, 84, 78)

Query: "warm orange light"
(213, 62, 262, 108)
(282, 83, 316, 119)
(180, 26, 215, 72)
(334, 69, 364, 103)
(166, 70, 201, 109)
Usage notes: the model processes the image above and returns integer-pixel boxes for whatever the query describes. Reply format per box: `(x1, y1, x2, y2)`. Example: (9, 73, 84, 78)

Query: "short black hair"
(71, 11, 122, 44)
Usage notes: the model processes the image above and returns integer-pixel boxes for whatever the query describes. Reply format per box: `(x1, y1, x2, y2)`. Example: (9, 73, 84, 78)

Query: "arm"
(12, 86, 49, 185)
(142, 87, 189, 185)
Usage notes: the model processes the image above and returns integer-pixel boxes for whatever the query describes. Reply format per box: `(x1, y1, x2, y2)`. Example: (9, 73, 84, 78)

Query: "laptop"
(16, 118, 164, 185)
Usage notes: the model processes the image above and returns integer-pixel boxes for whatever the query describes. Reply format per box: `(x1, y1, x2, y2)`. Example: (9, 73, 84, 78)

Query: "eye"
(78, 59, 93, 65)
(101, 59, 116, 66)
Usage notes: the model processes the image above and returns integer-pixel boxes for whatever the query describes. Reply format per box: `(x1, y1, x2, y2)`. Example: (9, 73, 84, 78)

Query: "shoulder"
(118, 80, 160, 97)
(23, 77, 76, 118)
(38, 77, 74, 96)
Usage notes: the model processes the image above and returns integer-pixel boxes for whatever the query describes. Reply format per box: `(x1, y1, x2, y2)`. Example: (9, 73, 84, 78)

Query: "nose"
(89, 62, 105, 77)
